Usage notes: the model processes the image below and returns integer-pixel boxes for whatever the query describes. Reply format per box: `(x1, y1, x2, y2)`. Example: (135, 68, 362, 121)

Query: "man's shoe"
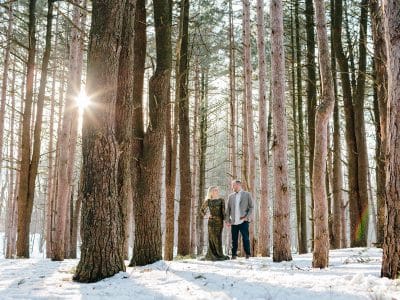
(245, 254, 250, 259)
(231, 255, 237, 260)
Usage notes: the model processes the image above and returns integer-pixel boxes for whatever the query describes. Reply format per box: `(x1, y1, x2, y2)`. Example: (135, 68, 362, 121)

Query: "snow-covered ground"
(0, 248, 399, 299)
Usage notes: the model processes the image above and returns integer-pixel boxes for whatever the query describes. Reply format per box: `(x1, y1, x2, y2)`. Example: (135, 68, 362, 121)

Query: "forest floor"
(0, 247, 399, 299)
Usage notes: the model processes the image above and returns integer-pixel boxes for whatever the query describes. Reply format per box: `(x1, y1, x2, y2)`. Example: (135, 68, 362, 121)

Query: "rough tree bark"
(257, 0, 270, 257)
(177, 0, 192, 257)
(73, 0, 126, 282)
(370, 0, 387, 247)
(312, 0, 335, 268)
(115, 0, 135, 260)
(271, 0, 292, 263)
(130, 0, 172, 266)
(381, 0, 400, 280)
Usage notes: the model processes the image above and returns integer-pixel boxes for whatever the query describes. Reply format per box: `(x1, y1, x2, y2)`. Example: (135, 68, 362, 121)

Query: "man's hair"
(232, 179, 241, 185)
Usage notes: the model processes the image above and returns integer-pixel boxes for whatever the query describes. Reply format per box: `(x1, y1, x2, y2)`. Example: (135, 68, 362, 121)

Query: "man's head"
(231, 180, 242, 192)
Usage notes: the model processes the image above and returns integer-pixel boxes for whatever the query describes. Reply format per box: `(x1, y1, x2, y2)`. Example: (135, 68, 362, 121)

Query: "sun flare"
(75, 90, 90, 110)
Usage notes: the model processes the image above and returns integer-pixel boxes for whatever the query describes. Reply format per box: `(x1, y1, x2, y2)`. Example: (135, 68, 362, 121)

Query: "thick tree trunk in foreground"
(271, 0, 292, 263)
(312, 0, 335, 268)
(381, 0, 400, 280)
(73, 0, 126, 283)
(131, 0, 172, 266)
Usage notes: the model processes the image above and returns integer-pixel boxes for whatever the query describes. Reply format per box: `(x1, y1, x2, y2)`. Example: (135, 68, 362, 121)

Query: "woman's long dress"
(200, 198, 230, 261)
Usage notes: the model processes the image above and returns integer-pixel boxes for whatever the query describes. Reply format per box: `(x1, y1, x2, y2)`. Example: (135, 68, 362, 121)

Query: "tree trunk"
(243, 0, 256, 197)
(333, 0, 369, 248)
(5, 62, 16, 258)
(330, 0, 344, 250)
(332, 67, 344, 250)
(177, 0, 191, 257)
(290, 6, 301, 255)
(228, 0, 237, 180)
(190, 56, 200, 256)
(0, 3, 13, 170)
(130, 0, 172, 266)
(164, 71, 177, 260)
(370, 0, 387, 247)
(271, 0, 292, 263)
(305, 0, 317, 250)
(70, 173, 82, 259)
(16, 0, 37, 258)
(52, 0, 83, 261)
(257, 0, 270, 257)
(73, 0, 126, 282)
(295, 0, 307, 254)
(45, 12, 60, 258)
(381, 0, 400, 280)
(312, 0, 335, 268)
(352, 0, 369, 247)
(197, 69, 208, 255)
(64, 191, 72, 258)
(17, 0, 53, 258)
(115, 0, 135, 260)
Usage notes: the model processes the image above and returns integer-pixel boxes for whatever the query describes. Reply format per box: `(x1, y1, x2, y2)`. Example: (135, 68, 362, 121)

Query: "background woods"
(0, 0, 399, 283)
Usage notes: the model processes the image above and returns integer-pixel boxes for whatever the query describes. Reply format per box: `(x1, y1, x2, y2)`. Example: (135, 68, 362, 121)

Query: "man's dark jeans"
(231, 221, 251, 256)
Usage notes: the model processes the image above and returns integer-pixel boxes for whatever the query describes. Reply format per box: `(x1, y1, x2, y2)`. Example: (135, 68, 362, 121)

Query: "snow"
(0, 248, 399, 299)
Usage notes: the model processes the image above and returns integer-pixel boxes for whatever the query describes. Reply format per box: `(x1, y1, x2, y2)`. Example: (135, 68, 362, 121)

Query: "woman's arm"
(221, 199, 226, 219)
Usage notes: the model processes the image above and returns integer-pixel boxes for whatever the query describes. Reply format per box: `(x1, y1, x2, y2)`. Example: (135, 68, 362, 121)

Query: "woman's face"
(211, 188, 219, 199)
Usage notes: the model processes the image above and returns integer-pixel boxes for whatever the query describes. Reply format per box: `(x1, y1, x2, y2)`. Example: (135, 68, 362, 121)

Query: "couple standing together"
(200, 180, 254, 260)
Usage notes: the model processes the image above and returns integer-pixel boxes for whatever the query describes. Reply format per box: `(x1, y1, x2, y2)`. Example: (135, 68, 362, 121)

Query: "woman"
(200, 186, 230, 261)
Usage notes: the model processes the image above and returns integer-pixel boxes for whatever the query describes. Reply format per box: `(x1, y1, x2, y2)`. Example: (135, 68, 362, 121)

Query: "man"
(225, 180, 254, 259)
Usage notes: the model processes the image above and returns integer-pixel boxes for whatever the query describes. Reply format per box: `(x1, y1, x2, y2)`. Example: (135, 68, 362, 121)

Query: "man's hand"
(240, 216, 249, 222)
(225, 221, 231, 227)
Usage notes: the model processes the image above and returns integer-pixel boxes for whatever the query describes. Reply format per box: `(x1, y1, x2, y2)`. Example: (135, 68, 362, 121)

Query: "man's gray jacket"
(225, 191, 254, 224)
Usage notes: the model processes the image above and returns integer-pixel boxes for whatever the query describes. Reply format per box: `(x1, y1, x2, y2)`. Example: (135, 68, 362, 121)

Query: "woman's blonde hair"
(205, 186, 219, 202)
